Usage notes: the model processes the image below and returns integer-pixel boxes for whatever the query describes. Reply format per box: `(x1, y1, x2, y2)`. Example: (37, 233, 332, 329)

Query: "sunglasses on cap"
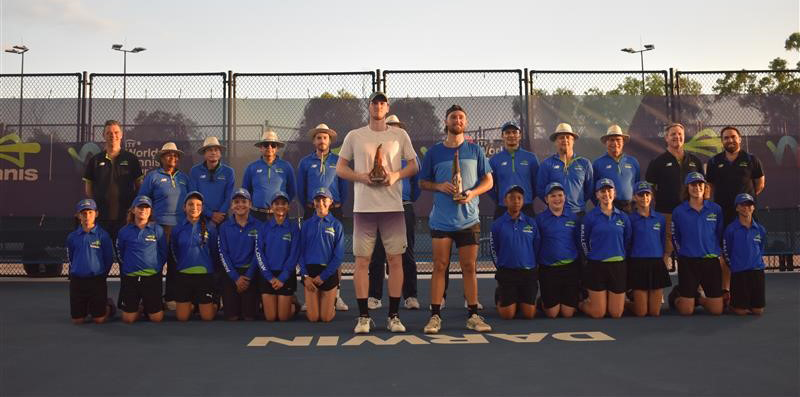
(262, 142, 279, 148)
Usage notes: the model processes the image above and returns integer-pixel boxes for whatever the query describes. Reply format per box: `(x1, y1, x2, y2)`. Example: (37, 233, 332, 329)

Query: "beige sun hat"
(600, 124, 630, 143)
(549, 122, 579, 142)
(255, 129, 285, 148)
(158, 142, 184, 157)
(386, 114, 406, 129)
(197, 136, 226, 154)
(308, 123, 338, 140)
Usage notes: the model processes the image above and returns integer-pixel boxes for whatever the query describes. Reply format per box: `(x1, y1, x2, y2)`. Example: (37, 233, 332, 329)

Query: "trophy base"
(452, 192, 467, 201)
(369, 177, 387, 184)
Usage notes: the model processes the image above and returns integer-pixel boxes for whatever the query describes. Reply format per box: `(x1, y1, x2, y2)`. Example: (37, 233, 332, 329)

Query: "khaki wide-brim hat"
(386, 114, 406, 129)
(255, 129, 285, 148)
(197, 136, 226, 154)
(600, 124, 630, 143)
(308, 123, 338, 140)
(549, 122, 579, 142)
(158, 142, 184, 157)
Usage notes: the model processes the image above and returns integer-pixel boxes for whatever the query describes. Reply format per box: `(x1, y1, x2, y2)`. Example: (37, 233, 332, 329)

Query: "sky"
(0, 0, 798, 75)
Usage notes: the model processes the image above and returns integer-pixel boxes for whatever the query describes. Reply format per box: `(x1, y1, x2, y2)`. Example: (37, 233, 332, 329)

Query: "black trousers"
(368, 203, 418, 299)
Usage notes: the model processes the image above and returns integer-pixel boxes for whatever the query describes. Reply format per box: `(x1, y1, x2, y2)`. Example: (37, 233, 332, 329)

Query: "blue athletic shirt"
(671, 200, 724, 258)
(138, 168, 193, 226)
(299, 213, 344, 281)
(723, 219, 767, 273)
(242, 156, 296, 209)
(491, 212, 540, 269)
(170, 219, 219, 274)
(297, 151, 348, 206)
(402, 157, 421, 202)
(536, 154, 593, 213)
(217, 215, 262, 282)
(592, 153, 640, 202)
(489, 148, 539, 206)
(190, 162, 235, 219)
(419, 141, 492, 231)
(116, 222, 167, 276)
(580, 206, 632, 262)
(256, 218, 300, 283)
(535, 209, 581, 266)
(628, 211, 666, 258)
(66, 225, 113, 277)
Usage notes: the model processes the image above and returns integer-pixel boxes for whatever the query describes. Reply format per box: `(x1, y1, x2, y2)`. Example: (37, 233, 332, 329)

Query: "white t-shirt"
(338, 125, 417, 213)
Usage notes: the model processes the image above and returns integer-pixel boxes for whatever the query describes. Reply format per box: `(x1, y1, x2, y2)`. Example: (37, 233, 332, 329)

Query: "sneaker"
(423, 314, 442, 334)
(466, 314, 492, 332)
(403, 297, 420, 310)
(165, 300, 177, 311)
(354, 316, 374, 334)
(464, 300, 484, 310)
(386, 316, 407, 332)
(335, 296, 349, 311)
(367, 297, 382, 310)
(428, 298, 446, 310)
(300, 303, 307, 312)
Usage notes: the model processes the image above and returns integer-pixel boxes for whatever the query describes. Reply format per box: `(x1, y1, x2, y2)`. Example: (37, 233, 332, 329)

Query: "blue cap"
(684, 172, 706, 185)
(501, 121, 521, 132)
(270, 190, 289, 203)
(184, 191, 204, 203)
(503, 184, 525, 197)
(595, 178, 615, 192)
(76, 199, 97, 212)
(313, 187, 333, 200)
(735, 193, 755, 206)
(544, 182, 565, 195)
(634, 181, 653, 195)
(131, 195, 153, 208)
(232, 188, 251, 201)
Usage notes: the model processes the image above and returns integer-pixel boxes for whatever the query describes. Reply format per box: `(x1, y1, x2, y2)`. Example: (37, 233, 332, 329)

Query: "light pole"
(621, 44, 655, 94)
(111, 44, 146, 127)
(5, 45, 29, 135)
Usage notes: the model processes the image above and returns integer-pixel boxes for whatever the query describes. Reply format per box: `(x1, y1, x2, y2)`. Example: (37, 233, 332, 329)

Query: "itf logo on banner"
(0, 132, 40, 181)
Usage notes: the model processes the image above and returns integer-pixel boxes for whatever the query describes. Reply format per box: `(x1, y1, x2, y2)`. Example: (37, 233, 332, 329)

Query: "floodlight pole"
(5, 45, 29, 135)
(112, 45, 146, 127)
(621, 45, 655, 94)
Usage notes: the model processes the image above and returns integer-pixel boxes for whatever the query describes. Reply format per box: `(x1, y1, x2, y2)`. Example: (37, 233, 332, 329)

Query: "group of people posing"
(68, 91, 768, 335)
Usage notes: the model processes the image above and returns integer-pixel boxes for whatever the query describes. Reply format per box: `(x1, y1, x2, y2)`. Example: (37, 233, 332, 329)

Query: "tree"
(387, 97, 440, 141)
(128, 110, 200, 143)
(298, 89, 366, 143)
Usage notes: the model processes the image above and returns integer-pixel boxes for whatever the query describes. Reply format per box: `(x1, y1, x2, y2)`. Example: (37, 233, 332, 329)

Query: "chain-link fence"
(0, 73, 83, 142)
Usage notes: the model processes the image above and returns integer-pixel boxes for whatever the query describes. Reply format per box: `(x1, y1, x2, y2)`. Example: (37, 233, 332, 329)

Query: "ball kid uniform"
(671, 200, 725, 299)
(628, 211, 672, 290)
(256, 217, 300, 296)
(580, 206, 632, 293)
(297, 151, 347, 220)
(138, 168, 193, 227)
(116, 222, 168, 314)
(535, 209, 581, 308)
(536, 154, 593, 214)
(217, 215, 262, 318)
(190, 161, 236, 221)
(723, 218, 767, 309)
(66, 224, 114, 319)
(299, 213, 344, 291)
(171, 219, 219, 304)
(242, 157, 296, 216)
(489, 148, 539, 218)
(491, 212, 540, 306)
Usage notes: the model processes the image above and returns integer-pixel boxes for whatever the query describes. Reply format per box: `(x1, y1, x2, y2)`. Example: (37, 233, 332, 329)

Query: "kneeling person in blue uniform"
(723, 193, 766, 316)
(257, 190, 301, 321)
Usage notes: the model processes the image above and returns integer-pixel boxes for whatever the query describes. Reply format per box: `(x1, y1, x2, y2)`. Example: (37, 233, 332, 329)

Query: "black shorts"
(174, 273, 215, 304)
(220, 267, 261, 319)
(583, 260, 626, 293)
(431, 223, 481, 248)
(69, 275, 108, 319)
(494, 267, 538, 307)
(627, 257, 672, 290)
(539, 261, 579, 308)
(119, 274, 163, 314)
(302, 264, 339, 291)
(730, 269, 765, 309)
(677, 257, 723, 299)
(260, 269, 298, 296)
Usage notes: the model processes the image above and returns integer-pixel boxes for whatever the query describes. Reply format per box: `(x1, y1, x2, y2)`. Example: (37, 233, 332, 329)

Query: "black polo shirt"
(83, 150, 143, 221)
(645, 150, 704, 214)
(706, 150, 764, 224)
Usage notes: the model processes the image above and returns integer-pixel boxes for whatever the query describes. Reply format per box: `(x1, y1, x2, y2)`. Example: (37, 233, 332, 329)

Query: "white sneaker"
(300, 303, 307, 312)
(403, 297, 420, 310)
(386, 316, 407, 333)
(165, 300, 177, 311)
(335, 296, 349, 311)
(423, 314, 442, 334)
(466, 314, 492, 332)
(464, 300, 484, 310)
(354, 316, 374, 334)
(367, 297, 382, 310)
(428, 298, 446, 310)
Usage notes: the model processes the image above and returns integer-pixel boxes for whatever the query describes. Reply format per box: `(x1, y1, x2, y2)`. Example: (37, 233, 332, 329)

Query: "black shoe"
(668, 286, 679, 311)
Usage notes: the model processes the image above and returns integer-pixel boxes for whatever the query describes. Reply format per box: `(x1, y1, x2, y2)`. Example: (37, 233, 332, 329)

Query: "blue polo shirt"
(299, 213, 343, 281)
(170, 219, 218, 274)
(402, 158, 421, 203)
(723, 219, 767, 273)
(592, 153, 640, 202)
(491, 212, 539, 269)
(489, 148, 539, 206)
(256, 218, 300, 283)
(535, 209, 581, 267)
(671, 200, 724, 258)
(138, 168, 193, 226)
(242, 156, 296, 209)
(66, 225, 113, 278)
(297, 151, 347, 206)
(190, 162, 235, 218)
(217, 216, 261, 282)
(536, 154, 593, 213)
(419, 142, 492, 231)
(628, 211, 666, 258)
(116, 222, 167, 276)
(580, 206, 632, 262)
